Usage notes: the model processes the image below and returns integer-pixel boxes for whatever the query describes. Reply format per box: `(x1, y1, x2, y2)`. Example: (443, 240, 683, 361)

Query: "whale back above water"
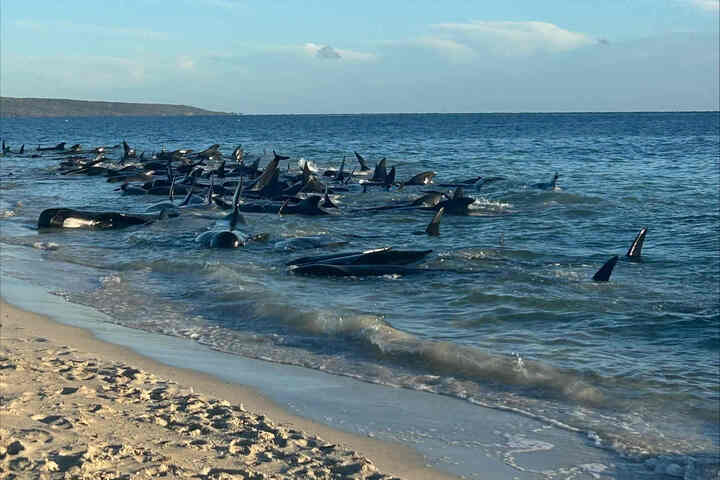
(38, 208, 155, 230)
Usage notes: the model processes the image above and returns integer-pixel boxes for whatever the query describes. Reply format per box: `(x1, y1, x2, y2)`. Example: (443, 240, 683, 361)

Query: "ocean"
(1, 112, 718, 478)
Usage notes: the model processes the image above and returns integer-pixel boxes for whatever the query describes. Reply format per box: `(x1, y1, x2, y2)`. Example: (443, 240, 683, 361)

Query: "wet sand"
(0, 299, 458, 479)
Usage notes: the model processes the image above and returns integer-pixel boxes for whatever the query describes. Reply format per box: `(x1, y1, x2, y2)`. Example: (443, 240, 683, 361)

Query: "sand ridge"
(0, 300, 455, 479)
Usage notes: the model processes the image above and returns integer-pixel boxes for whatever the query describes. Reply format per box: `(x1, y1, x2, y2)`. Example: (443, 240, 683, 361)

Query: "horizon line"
(1, 97, 718, 116)
(231, 110, 720, 115)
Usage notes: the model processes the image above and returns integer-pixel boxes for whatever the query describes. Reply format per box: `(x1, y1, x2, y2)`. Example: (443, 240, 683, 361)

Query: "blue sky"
(2, 1, 718, 113)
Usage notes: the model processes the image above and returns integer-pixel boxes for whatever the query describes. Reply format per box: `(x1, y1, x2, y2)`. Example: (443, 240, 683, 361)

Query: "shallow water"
(1, 112, 718, 473)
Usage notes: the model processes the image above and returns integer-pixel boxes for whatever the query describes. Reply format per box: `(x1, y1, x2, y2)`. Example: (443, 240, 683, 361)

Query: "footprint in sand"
(8, 456, 32, 472)
(14, 428, 54, 445)
(31, 414, 73, 430)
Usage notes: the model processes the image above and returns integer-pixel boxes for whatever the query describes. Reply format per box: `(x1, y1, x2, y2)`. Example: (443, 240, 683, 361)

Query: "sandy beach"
(0, 299, 458, 479)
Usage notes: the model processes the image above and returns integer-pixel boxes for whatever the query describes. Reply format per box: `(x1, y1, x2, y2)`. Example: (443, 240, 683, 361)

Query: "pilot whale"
(290, 264, 429, 277)
(37, 142, 67, 151)
(38, 208, 165, 229)
(195, 182, 263, 248)
(286, 247, 432, 267)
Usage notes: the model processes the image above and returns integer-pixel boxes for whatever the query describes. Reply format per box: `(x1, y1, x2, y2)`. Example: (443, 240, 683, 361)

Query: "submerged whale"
(195, 229, 249, 248)
(290, 264, 429, 277)
(286, 247, 432, 267)
(195, 181, 267, 248)
(37, 142, 66, 151)
(531, 172, 559, 190)
(401, 171, 436, 186)
(420, 186, 474, 214)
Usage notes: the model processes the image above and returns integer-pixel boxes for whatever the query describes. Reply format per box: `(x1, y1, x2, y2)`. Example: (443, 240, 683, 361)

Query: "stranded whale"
(38, 208, 166, 230)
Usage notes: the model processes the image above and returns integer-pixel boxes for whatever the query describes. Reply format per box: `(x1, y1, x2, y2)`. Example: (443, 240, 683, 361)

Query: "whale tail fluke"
(158, 207, 170, 221)
(593, 255, 619, 282)
(626, 227, 648, 259)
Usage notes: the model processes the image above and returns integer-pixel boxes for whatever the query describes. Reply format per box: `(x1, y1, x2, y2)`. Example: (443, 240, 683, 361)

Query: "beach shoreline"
(0, 297, 457, 479)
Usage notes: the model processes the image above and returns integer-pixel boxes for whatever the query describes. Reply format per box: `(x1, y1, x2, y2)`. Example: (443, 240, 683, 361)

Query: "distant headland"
(0, 97, 231, 117)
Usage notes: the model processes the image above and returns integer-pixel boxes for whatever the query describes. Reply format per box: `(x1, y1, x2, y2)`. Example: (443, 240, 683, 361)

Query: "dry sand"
(0, 300, 458, 479)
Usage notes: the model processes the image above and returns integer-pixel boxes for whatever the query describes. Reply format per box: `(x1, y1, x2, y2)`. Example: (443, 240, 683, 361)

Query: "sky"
(1, 1, 718, 113)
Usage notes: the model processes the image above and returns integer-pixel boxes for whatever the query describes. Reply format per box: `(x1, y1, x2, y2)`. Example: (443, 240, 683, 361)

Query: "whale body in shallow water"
(38, 208, 163, 229)
(286, 247, 432, 267)
(195, 230, 248, 248)
(290, 264, 430, 277)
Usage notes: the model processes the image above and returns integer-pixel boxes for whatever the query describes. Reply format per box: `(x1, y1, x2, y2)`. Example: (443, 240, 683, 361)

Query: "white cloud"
(412, 37, 476, 61)
(303, 43, 377, 62)
(428, 20, 595, 56)
(689, 0, 719, 11)
(306, 43, 341, 59)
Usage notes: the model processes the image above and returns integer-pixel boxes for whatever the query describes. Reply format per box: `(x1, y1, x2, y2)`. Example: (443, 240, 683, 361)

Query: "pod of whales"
(23, 140, 649, 283)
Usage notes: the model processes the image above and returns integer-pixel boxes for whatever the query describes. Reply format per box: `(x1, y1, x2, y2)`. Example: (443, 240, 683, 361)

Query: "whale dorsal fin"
(426, 207, 445, 236)
(228, 207, 239, 231)
(233, 177, 243, 207)
(278, 199, 290, 215)
(273, 150, 289, 161)
(228, 180, 246, 230)
(178, 175, 196, 206)
(593, 255, 619, 282)
(453, 186, 465, 200)
(302, 161, 312, 183)
(626, 227, 647, 259)
(251, 156, 279, 192)
(372, 158, 387, 182)
(339, 156, 346, 177)
(354, 151, 369, 171)
(179, 186, 193, 207)
(385, 166, 396, 190)
(323, 184, 337, 209)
